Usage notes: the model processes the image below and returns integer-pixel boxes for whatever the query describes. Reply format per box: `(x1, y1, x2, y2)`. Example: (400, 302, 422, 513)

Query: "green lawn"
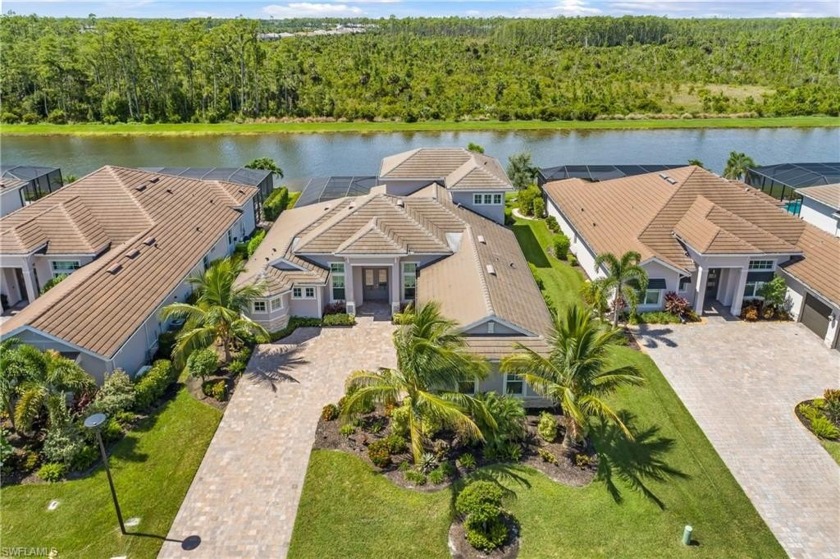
(288, 216, 784, 558)
(2, 116, 836, 136)
(819, 439, 840, 466)
(1, 385, 221, 559)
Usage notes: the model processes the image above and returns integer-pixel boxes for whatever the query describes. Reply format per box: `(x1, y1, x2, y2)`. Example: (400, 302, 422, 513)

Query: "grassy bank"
(2, 116, 836, 137)
(1, 385, 221, 559)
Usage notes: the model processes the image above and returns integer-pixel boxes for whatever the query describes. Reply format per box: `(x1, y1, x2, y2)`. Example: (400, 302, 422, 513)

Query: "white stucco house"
(796, 184, 840, 238)
(0, 166, 259, 382)
(0, 166, 65, 217)
(543, 166, 840, 350)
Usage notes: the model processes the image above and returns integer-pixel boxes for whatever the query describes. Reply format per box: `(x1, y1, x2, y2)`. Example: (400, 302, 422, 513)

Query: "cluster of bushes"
(630, 292, 700, 324)
(135, 360, 178, 411)
(263, 187, 290, 221)
(517, 186, 543, 217)
(553, 233, 570, 261)
(741, 277, 790, 321)
(456, 481, 513, 552)
(797, 390, 840, 440)
(268, 317, 323, 341)
(40, 274, 68, 294)
(186, 348, 219, 381)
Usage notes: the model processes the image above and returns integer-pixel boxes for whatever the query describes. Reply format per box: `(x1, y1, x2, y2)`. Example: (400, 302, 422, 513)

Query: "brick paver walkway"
(634, 317, 840, 559)
(159, 310, 396, 558)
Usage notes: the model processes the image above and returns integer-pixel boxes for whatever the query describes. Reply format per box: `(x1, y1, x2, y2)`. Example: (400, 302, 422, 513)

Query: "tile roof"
(2, 167, 259, 358)
(798, 184, 840, 211)
(780, 224, 840, 307)
(379, 148, 512, 190)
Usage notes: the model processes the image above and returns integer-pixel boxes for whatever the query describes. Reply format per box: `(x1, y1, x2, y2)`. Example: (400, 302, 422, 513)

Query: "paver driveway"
(634, 318, 840, 559)
(159, 311, 396, 558)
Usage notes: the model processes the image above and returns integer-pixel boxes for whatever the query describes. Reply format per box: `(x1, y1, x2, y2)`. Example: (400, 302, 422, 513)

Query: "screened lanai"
(745, 163, 840, 216)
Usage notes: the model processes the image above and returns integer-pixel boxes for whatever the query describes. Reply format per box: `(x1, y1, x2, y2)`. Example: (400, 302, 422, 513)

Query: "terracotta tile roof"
(780, 224, 840, 307)
(464, 336, 551, 360)
(798, 184, 840, 211)
(2, 167, 259, 358)
(544, 166, 806, 272)
(379, 148, 512, 190)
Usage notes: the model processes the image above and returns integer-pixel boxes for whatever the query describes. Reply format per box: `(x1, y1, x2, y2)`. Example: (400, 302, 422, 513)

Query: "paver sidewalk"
(158, 314, 396, 558)
(634, 318, 840, 559)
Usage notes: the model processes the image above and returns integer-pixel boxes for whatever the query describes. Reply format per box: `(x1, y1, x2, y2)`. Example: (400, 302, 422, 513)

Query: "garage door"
(800, 293, 830, 340)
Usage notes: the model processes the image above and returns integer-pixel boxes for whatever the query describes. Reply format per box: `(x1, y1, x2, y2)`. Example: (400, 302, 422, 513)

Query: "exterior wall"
(799, 198, 840, 237)
(380, 179, 436, 197)
(784, 274, 807, 318)
(248, 292, 292, 333)
(0, 188, 24, 216)
(14, 328, 110, 384)
(289, 285, 324, 318)
(784, 274, 840, 349)
(450, 191, 505, 224)
(0, 268, 24, 306)
(545, 196, 600, 280)
(462, 320, 523, 336)
(473, 363, 553, 408)
(637, 261, 683, 312)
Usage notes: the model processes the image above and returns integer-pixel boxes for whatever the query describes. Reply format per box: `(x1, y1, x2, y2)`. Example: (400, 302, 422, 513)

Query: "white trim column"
(825, 310, 840, 349)
(391, 258, 401, 314)
(730, 268, 749, 316)
(694, 265, 708, 314)
(21, 268, 38, 302)
(344, 258, 356, 316)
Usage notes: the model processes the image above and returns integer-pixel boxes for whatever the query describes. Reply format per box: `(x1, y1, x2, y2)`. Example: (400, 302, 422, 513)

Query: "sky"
(3, 0, 838, 19)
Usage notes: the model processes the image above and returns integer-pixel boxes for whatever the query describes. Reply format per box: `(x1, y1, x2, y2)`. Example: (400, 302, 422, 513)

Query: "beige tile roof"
(798, 184, 840, 211)
(780, 224, 840, 307)
(379, 148, 512, 190)
(545, 166, 806, 272)
(464, 336, 551, 361)
(2, 167, 258, 358)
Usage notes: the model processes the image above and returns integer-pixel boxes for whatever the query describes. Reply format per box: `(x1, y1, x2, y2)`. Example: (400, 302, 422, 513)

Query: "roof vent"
(135, 184, 147, 192)
(666, 177, 677, 185)
(396, 199, 405, 207)
(125, 249, 140, 259)
(166, 188, 173, 194)
(107, 263, 123, 274)
(143, 237, 156, 246)
(238, 189, 245, 194)
(477, 235, 486, 244)
(149, 177, 160, 184)
(486, 264, 496, 275)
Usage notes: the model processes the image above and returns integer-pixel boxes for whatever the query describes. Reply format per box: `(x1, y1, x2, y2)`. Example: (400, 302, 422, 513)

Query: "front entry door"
(704, 268, 720, 307)
(363, 268, 389, 301)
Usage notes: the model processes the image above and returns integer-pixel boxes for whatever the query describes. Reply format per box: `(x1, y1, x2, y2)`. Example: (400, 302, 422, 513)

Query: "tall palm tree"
(502, 305, 644, 449)
(594, 251, 649, 326)
(0, 338, 26, 431)
(342, 302, 493, 463)
(723, 151, 756, 180)
(14, 348, 94, 433)
(161, 257, 268, 367)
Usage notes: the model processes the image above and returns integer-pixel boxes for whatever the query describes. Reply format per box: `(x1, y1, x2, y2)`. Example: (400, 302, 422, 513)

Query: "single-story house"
(796, 184, 839, 237)
(0, 166, 259, 382)
(239, 148, 556, 405)
(543, 165, 840, 350)
(0, 165, 64, 217)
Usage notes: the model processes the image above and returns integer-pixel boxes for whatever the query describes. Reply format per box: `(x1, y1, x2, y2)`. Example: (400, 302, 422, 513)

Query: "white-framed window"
(504, 374, 525, 397)
(642, 289, 662, 306)
(492, 193, 503, 205)
(330, 262, 345, 301)
(402, 262, 417, 300)
(748, 260, 774, 270)
(293, 287, 316, 299)
(51, 260, 80, 277)
(743, 281, 766, 299)
(227, 229, 233, 245)
(473, 193, 504, 205)
(457, 379, 478, 395)
(253, 300, 267, 313)
(270, 297, 283, 311)
(678, 276, 691, 292)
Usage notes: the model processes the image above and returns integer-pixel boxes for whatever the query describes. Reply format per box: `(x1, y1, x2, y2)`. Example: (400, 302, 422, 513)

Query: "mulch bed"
(519, 414, 597, 487)
(795, 398, 840, 441)
(448, 515, 520, 559)
(185, 374, 238, 410)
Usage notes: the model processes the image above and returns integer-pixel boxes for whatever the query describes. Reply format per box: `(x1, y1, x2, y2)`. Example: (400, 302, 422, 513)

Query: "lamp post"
(84, 412, 126, 534)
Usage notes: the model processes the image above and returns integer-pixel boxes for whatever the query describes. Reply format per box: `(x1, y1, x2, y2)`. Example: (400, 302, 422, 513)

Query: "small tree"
(506, 152, 538, 190)
(467, 142, 485, 154)
(186, 348, 219, 380)
(759, 276, 788, 311)
(245, 157, 284, 178)
(92, 370, 136, 416)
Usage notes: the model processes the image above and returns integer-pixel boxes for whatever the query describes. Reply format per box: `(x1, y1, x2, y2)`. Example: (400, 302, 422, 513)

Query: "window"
(483, 194, 493, 204)
(473, 193, 503, 205)
(292, 287, 316, 299)
(306, 287, 315, 298)
(253, 301, 267, 313)
(473, 193, 483, 205)
(403, 262, 417, 300)
(679, 276, 691, 292)
(743, 281, 766, 299)
(642, 289, 662, 306)
(270, 297, 283, 311)
(505, 374, 524, 396)
(458, 380, 478, 395)
(749, 260, 774, 270)
(492, 194, 503, 205)
(330, 263, 345, 301)
(51, 260, 80, 277)
(227, 229, 233, 244)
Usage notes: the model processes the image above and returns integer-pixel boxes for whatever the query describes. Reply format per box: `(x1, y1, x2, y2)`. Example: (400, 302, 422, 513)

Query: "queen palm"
(342, 302, 493, 463)
(502, 305, 644, 449)
(161, 257, 268, 367)
(13, 347, 95, 433)
(0, 338, 27, 431)
(594, 251, 648, 326)
(723, 151, 756, 180)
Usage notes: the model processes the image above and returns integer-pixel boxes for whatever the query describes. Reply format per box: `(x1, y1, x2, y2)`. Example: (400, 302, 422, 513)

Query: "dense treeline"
(1, 15, 838, 125)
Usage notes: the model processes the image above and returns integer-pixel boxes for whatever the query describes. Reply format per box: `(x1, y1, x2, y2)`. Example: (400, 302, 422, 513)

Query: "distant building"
(796, 184, 840, 238)
(0, 166, 64, 216)
(537, 164, 685, 187)
(745, 162, 840, 216)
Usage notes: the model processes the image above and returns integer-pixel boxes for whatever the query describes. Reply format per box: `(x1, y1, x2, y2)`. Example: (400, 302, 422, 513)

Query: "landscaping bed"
(795, 390, 840, 465)
(448, 515, 520, 559)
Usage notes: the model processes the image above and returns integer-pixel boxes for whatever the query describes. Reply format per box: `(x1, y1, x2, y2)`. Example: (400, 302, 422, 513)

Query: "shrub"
(798, 403, 822, 422)
(268, 316, 322, 341)
(0, 429, 13, 465)
(404, 469, 427, 485)
(321, 313, 355, 327)
(113, 411, 138, 430)
(263, 187, 290, 221)
(538, 448, 558, 464)
(743, 305, 759, 322)
(537, 412, 559, 442)
(464, 516, 508, 552)
(517, 185, 541, 216)
(553, 234, 570, 260)
(233, 242, 249, 261)
(92, 369, 136, 416)
(759, 276, 787, 310)
(156, 331, 177, 360)
(428, 467, 447, 485)
(823, 389, 840, 423)
(457, 453, 477, 470)
(368, 439, 392, 468)
(187, 348, 219, 380)
(207, 380, 228, 402)
(545, 215, 560, 233)
(322, 301, 346, 316)
(456, 481, 505, 520)
(664, 292, 692, 317)
(810, 416, 840, 440)
(528, 262, 544, 290)
(390, 404, 410, 438)
(533, 198, 545, 218)
(134, 360, 176, 411)
(504, 206, 514, 226)
(22, 112, 40, 124)
(367, 417, 386, 434)
(47, 109, 68, 124)
(100, 418, 124, 443)
(385, 433, 407, 454)
(41, 274, 68, 294)
(475, 392, 525, 448)
(71, 445, 98, 471)
(1, 112, 20, 124)
(635, 311, 681, 324)
(228, 359, 247, 375)
(321, 403, 339, 421)
(420, 452, 439, 473)
(339, 423, 356, 437)
(246, 229, 267, 257)
(568, 254, 578, 267)
(43, 425, 87, 466)
(575, 453, 593, 468)
(37, 463, 67, 483)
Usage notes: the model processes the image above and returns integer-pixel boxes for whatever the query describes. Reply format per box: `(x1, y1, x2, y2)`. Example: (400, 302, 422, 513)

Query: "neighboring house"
(796, 184, 840, 237)
(291, 175, 378, 207)
(240, 148, 556, 405)
(0, 166, 64, 216)
(543, 166, 840, 349)
(537, 164, 685, 187)
(141, 166, 271, 215)
(0, 166, 259, 382)
(745, 162, 840, 216)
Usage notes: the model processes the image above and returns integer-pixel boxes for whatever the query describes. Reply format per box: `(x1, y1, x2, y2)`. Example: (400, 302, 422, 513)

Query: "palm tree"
(506, 151, 538, 190)
(594, 251, 648, 326)
(580, 279, 610, 321)
(342, 302, 493, 463)
(0, 338, 26, 431)
(502, 306, 645, 449)
(161, 257, 268, 367)
(13, 348, 94, 433)
(723, 151, 756, 180)
(687, 159, 704, 168)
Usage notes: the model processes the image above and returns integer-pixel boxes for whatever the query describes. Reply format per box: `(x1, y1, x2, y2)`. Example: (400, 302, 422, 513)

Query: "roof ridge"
(399, 198, 451, 251)
(464, 225, 494, 318)
(56, 198, 96, 253)
(107, 166, 156, 225)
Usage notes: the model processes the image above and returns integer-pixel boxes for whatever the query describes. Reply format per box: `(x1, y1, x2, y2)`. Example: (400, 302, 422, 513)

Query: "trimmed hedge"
(246, 229, 267, 257)
(269, 317, 322, 342)
(322, 313, 355, 327)
(134, 360, 177, 411)
(264, 187, 290, 221)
